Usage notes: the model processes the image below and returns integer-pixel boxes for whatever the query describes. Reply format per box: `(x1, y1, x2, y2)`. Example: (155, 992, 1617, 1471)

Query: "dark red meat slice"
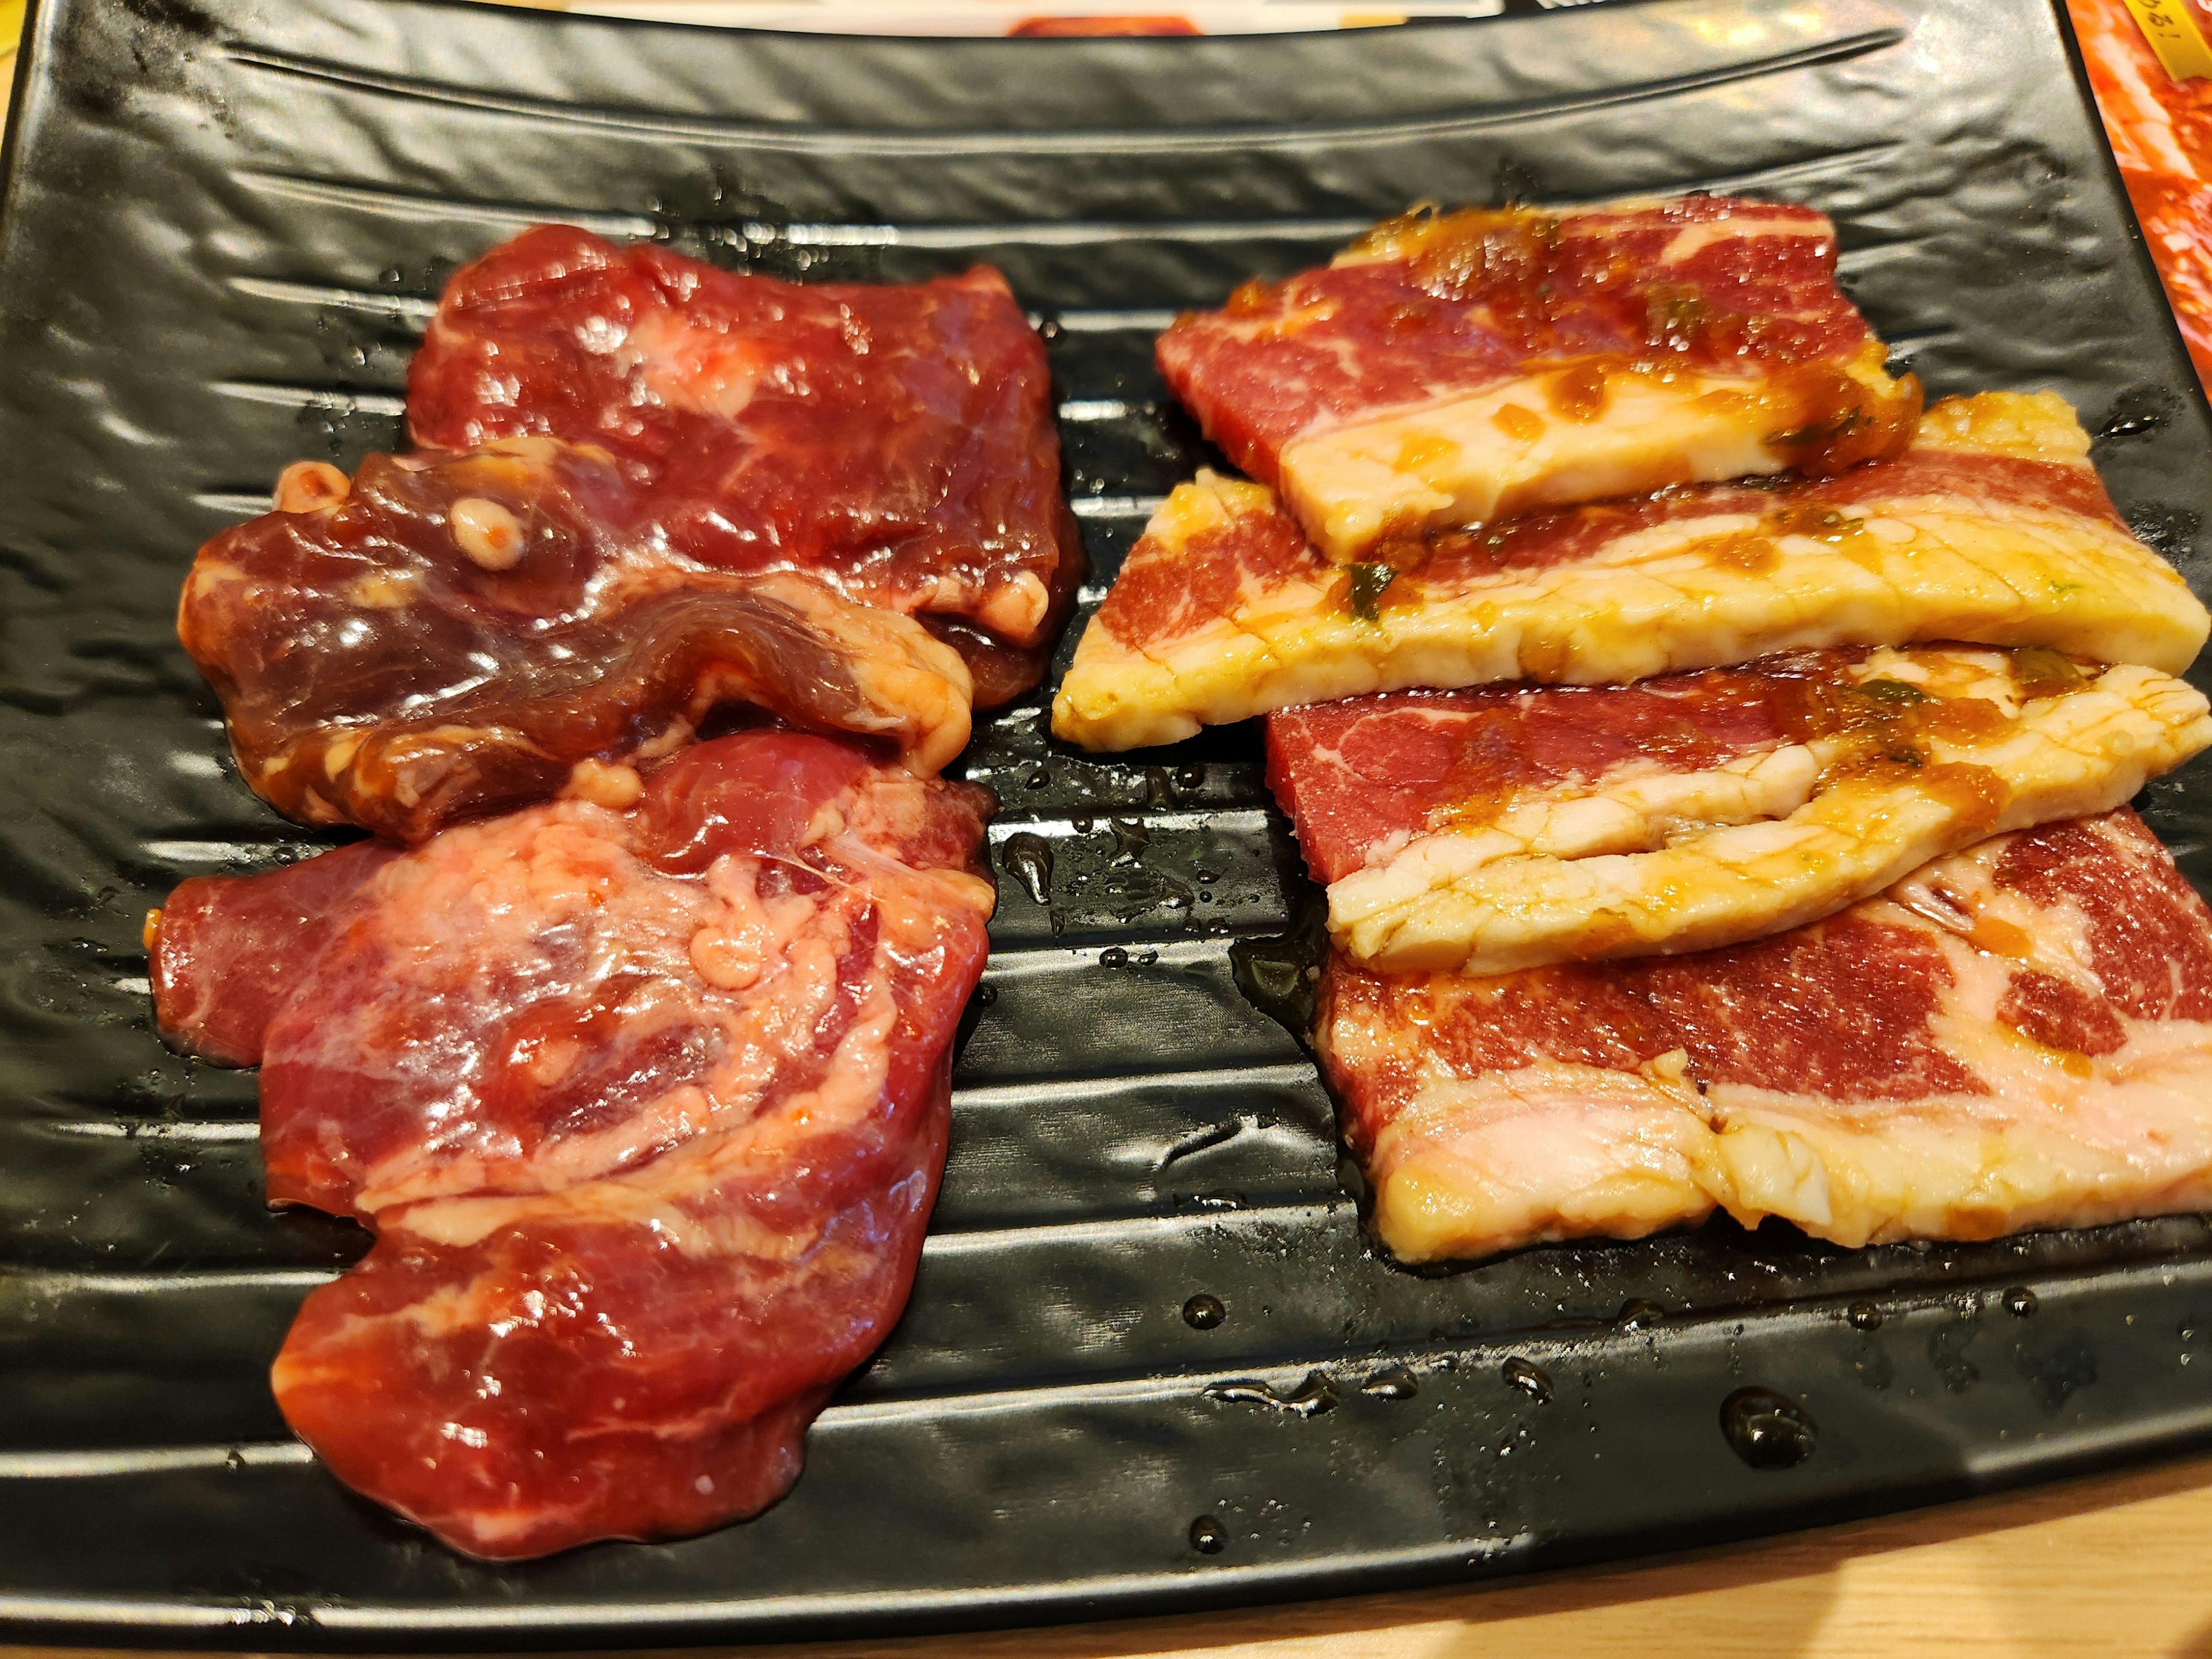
(1085, 445, 2129, 667)
(149, 733, 995, 1558)
(1993, 812, 2212, 1022)
(1317, 808, 2212, 1263)
(407, 225, 1084, 702)
(147, 837, 399, 1065)
(1160, 194, 1902, 476)
(1155, 195, 1919, 558)
(1259, 643, 2212, 979)
(1265, 661, 1838, 884)
(183, 440, 976, 843)
(1633, 911, 1988, 1103)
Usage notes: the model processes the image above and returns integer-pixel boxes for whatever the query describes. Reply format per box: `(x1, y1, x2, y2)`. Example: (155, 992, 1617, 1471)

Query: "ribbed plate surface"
(3, 0, 2212, 1645)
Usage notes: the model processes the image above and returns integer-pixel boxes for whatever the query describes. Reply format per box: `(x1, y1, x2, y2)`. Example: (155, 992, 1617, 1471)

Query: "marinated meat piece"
(407, 225, 1084, 703)
(1054, 393, 2210, 750)
(1157, 195, 1920, 560)
(1319, 810, 2212, 1263)
(149, 837, 399, 1066)
(1320, 959, 1715, 1261)
(183, 439, 975, 843)
(147, 733, 996, 1558)
(1267, 646, 2211, 973)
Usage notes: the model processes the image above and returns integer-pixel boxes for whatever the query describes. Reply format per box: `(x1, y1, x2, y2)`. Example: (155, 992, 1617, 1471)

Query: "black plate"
(5, 0, 2212, 1645)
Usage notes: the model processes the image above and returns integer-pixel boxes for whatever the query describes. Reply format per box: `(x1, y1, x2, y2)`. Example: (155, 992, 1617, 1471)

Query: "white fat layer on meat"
(1327, 198, 1825, 271)
(622, 310, 770, 420)
(1887, 834, 2100, 987)
(1358, 1062, 1717, 1262)
(975, 570, 1053, 640)
(1656, 214, 1832, 265)
(1328, 657, 2212, 974)
(751, 571, 976, 774)
(389, 991, 900, 1260)
(1277, 364, 1790, 560)
(1698, 827, 2212, 1247)
(293, 796, 989, 1245)
(1052, 395, 2212, 752)
(1334, 816, 2212, 1263)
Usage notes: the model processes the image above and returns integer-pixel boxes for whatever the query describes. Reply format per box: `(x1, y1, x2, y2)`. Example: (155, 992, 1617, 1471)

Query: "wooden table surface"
(1, 5, 2208, 1656)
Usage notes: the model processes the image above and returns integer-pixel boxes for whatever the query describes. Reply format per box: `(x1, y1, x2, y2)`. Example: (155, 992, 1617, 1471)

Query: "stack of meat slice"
(150, 230, 1080, 1555)
(1056, 193, 2212, 1264)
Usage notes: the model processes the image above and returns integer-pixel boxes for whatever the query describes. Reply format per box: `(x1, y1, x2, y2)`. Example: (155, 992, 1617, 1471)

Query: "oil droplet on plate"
(1206, 1373, 1338, 1418)
(999, 833, 1053, 905)
(1361, 1365, 1418, 1401)
(1618, 1298, 1665, 1330)
(2096, 391, 2168, 440)
(1183, 1293, 1226, 1330)
(2004, 1286, 2040, 1317)
(1721, 1387, 1817, 1469)
(1847, 1300, 1884, 1331)
(1501, 1355, 1553, 1403)
(1189, 1515, 1226, 1555)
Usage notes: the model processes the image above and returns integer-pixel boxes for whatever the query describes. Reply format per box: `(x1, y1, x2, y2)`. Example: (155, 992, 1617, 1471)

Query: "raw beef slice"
(1266, 646, 2210, 972)
(1054, 393, 2210, 751)
(1317, 810, 2212, 1264)
(150, 732, 995, 1558)
(408, 225, 1084, 704)
(183, 439, 976, 842)
(1157, 195, 1919, 559)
